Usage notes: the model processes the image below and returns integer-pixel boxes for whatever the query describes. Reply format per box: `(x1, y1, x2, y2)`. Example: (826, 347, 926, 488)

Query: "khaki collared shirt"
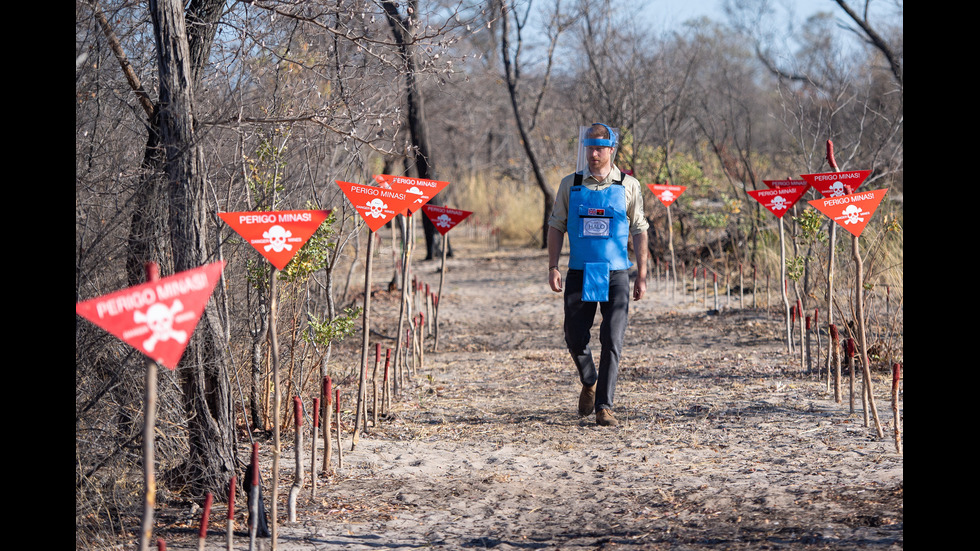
(548, 167, 650, 235)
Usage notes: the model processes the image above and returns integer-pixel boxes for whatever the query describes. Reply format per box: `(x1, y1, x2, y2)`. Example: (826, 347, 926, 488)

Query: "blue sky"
(642, 0, 835, 27)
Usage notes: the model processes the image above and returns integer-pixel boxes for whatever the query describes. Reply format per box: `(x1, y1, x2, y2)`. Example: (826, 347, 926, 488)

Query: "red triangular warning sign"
(336, 180, 416, 232)
(747, 186, 808, 219)
(373, 174, 450, 215)
(763, 179, 808, 189)
(75, 261, 225, 370)
(219, 210, 330, 270)
(799, 170, 871, 198)
(422, 204, 473, 235)
(808, 188, 888, 238)
(647, 183, 687, 207)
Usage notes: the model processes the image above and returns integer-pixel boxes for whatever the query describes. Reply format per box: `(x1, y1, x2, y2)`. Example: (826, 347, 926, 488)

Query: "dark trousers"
(563, 269, 630, 411)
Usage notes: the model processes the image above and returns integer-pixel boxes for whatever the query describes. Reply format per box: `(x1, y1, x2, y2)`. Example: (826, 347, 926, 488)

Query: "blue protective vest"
(567, 174, 631, 271)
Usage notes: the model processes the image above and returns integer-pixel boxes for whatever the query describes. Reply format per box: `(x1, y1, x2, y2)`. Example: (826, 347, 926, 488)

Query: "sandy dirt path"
(161, 244, 903, 550)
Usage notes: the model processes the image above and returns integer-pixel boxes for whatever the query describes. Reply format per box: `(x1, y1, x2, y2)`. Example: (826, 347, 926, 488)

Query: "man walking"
(547, 123, 649, 427)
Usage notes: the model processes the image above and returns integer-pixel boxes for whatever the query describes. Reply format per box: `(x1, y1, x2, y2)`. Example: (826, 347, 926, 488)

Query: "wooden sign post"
(76, 261, 226, 551)
(647, 183, 686, 301)
(336, 180, 416, 450)
(421, 204, 472, 351)
(808, 143, 886, 438)
(218, 209, 330, 547)
(746, 186, 808, 355)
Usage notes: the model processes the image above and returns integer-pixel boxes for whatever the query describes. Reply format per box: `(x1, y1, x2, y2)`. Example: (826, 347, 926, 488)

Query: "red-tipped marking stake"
(197, 492, 212, 551)
(892, 363, 902, 454)
(805, 315, 813, 375)
(829, 324, 842, 403)
(289, 396, 303, 522)
(322, 376, 333, 472)
(373, 342, 382, 427)
(335, 389, 343, 469)
(846, 337, 856, 413)
(311, 396, 319, 497)
(248, 443, 259, 543)
(227, 476, 236, 549)
(227, 476, 236, 519)
(384, 348, 391, 415)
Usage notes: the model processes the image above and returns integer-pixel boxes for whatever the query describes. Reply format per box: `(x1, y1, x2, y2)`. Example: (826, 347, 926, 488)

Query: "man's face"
(586, 145, 613, 172)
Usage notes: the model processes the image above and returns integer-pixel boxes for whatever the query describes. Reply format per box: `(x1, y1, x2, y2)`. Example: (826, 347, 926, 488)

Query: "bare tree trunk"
(499, 0, 555, 248)
(125, 0, 223, 286)
(149, 0, 235, 499)
(250, 276, 270, 431)
(382, 0, 448, 260)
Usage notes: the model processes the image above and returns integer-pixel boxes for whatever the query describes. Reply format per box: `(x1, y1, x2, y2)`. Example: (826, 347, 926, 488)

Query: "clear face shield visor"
(575, 123, 619, 174)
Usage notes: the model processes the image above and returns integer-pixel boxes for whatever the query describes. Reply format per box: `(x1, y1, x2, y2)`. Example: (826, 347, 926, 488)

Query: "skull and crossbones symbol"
(841, 204, 865, 225)
(435, 214, 453, 228)
(828, 181, 846, 197)
(263, 225, 293, 252)
(133, 300, 188, 352)
(659, 190, 676, 203)
(770, 196, 788, 210)
(365, 198, 388, 218)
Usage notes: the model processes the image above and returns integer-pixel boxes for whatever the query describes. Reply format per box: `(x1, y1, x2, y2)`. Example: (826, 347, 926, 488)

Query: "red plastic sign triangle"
(799, 170, 871, 198)
(75, 261, 226, 370)
(763, 179, 808, 189)
(808, 188, 888, 238)
(647, 183, 687, 207)
(747, 186, 808, 219)
(422, 204, 473, 235)
(336, 180, 416, 232)
(219, 210, 330, 270)
(374, 174, 450, 215)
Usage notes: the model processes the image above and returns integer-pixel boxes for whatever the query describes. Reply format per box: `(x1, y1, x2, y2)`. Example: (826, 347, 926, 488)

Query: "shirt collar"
(582, 166, 621, 185)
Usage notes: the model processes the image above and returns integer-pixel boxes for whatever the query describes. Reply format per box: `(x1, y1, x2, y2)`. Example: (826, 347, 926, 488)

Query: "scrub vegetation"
(76, 0, 901, 548)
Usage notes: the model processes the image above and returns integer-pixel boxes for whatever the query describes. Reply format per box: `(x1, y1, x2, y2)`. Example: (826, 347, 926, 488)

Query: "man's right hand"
(549, 267, 563, 293)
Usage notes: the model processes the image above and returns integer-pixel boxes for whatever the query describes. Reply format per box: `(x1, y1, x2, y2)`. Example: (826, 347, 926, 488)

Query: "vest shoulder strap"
(572, 171, 623, 187)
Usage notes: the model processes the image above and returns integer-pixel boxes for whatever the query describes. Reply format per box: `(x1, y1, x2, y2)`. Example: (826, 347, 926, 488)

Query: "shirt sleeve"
(547, 175, 574, 233)
(625, 176, 650, 235)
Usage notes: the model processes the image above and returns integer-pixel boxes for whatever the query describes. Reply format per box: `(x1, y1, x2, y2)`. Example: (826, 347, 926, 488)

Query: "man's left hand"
(633, 277, 646, 301)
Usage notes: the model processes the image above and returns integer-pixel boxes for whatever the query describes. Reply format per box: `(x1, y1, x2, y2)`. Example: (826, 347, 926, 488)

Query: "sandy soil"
(159, 243, 903, 550)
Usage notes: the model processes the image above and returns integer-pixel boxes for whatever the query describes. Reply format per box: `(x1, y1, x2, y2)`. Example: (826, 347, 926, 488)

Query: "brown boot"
(596, 408, 617, 427)
(578, 384, 596, 416)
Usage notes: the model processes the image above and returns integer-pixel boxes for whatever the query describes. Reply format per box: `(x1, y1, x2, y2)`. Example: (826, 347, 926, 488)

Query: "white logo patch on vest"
(582, 218, 611, 238)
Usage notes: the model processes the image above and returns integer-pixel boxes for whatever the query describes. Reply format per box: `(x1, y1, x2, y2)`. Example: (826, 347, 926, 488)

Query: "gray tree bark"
(149, 0, 236, 498)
